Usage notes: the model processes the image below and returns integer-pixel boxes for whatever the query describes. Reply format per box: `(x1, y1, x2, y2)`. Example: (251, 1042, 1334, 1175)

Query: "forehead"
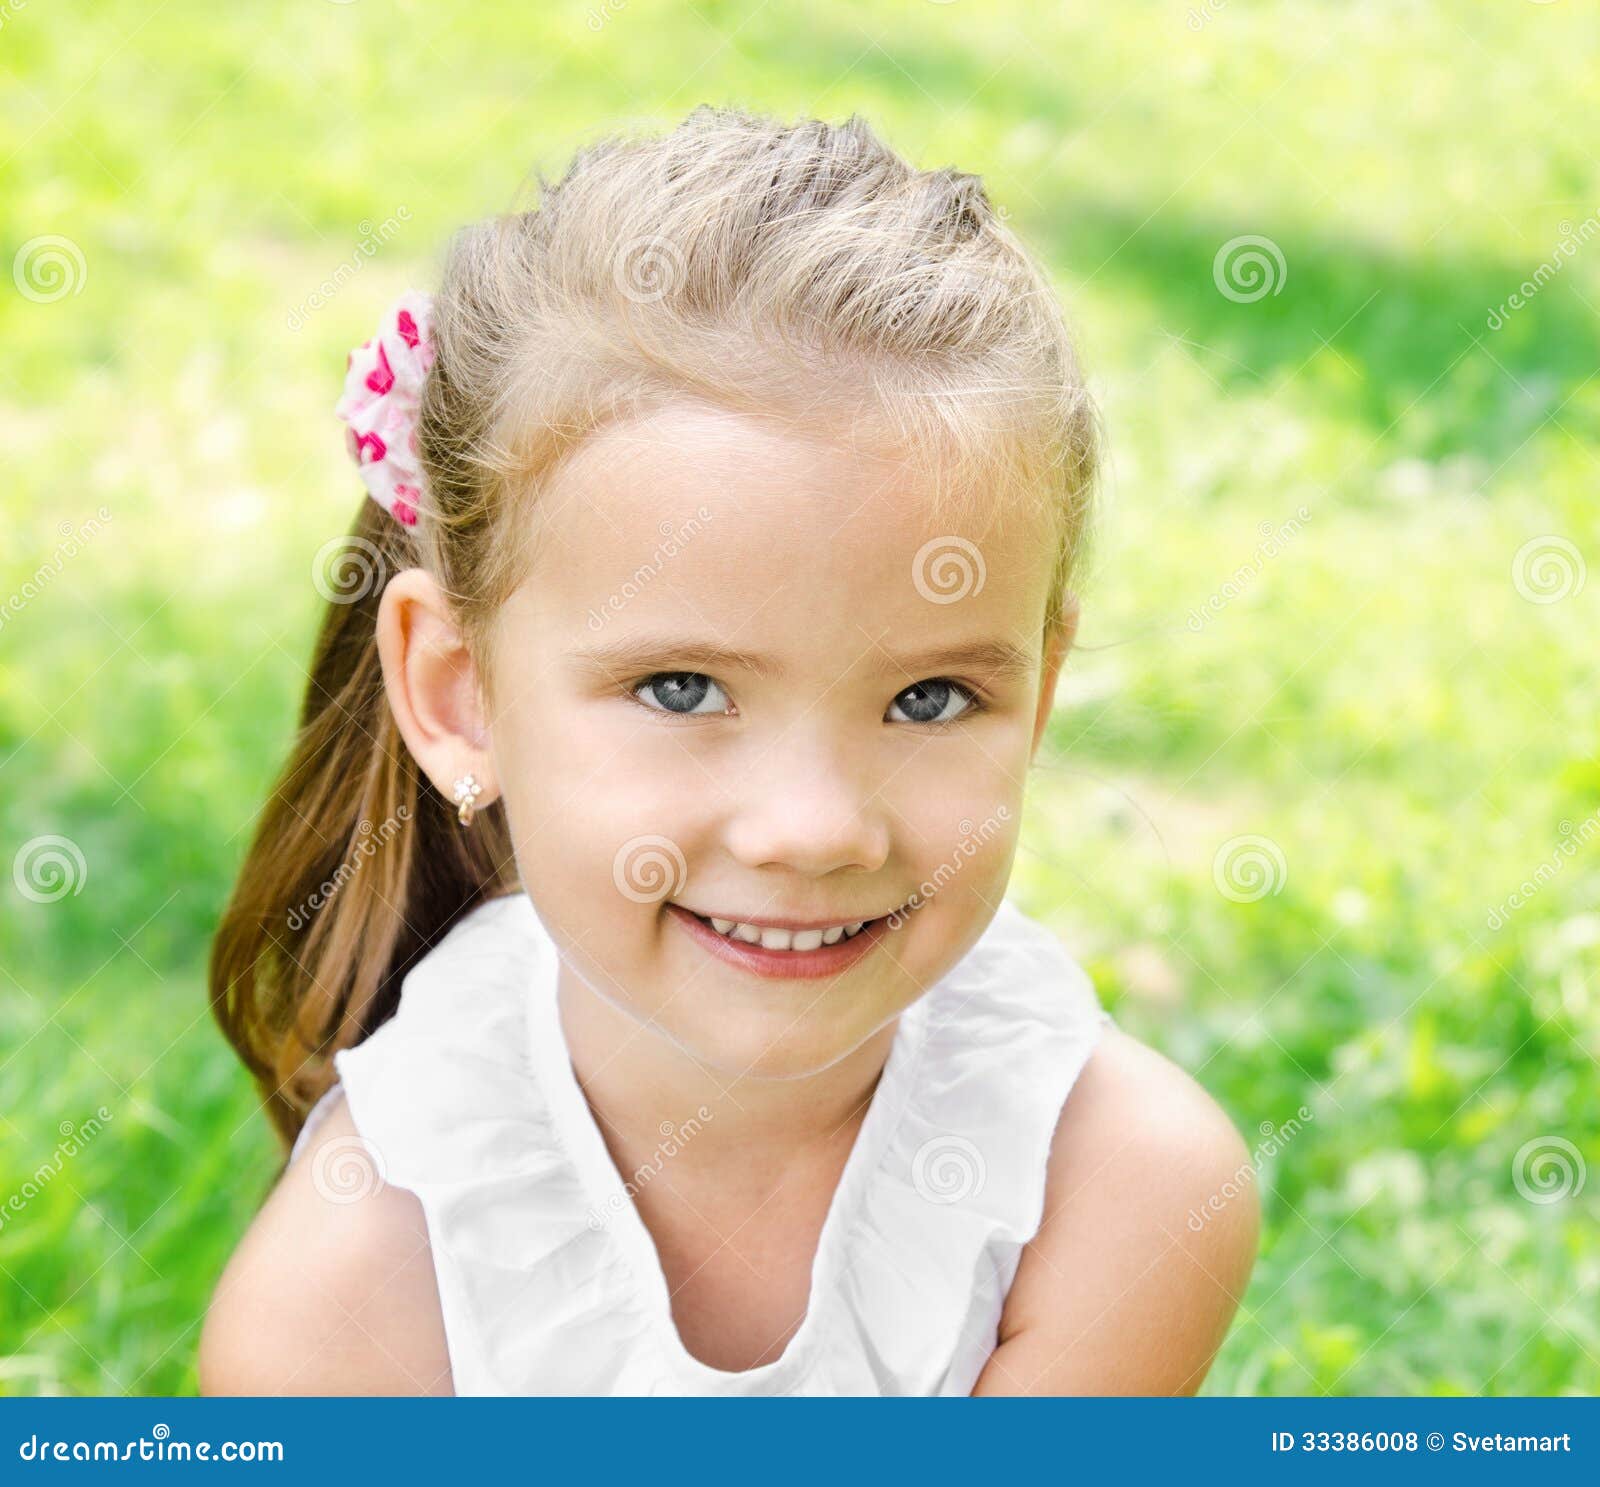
(508, 398, 1057, 660)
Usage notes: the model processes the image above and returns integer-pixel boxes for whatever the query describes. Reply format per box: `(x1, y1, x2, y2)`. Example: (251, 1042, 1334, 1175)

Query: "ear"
(375, 568, 499, 810)
(1030, 593, 1079, 761)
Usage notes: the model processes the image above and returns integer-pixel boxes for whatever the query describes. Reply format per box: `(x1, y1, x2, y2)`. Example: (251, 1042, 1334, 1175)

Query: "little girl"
(200, 106, 1257, 1397)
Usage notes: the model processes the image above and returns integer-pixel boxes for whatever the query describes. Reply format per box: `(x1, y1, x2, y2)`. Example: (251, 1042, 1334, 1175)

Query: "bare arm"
(973, 1025, 1260, 1395)
(197, 1090, 454, 1396)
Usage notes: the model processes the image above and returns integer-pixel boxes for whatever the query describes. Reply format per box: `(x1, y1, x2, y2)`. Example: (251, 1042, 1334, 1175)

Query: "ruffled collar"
(524, 936, 933, 1391)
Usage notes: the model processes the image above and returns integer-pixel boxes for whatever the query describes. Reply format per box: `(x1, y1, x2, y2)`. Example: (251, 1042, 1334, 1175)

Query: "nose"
(721, 731, 892, 877)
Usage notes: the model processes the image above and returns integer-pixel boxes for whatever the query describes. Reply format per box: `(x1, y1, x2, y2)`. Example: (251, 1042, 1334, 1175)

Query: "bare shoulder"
(973, 1023, 1260, 1396)
(197, 1089, 453, 1396)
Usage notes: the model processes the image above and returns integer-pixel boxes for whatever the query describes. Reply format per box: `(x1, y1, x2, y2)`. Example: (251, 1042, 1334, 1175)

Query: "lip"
(665, 902, 900, 981)
(672, 906, 891, 932)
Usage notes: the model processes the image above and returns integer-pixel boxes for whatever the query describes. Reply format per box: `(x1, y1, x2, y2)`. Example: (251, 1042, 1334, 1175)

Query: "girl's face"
(488, 398, 1068, 1079)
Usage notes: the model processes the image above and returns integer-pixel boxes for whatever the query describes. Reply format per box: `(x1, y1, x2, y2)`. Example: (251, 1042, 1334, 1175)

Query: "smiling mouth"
(662, 896, 915, 953)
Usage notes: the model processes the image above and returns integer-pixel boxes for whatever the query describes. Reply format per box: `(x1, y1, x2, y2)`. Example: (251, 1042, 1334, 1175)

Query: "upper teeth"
(703, 915, 868, 951)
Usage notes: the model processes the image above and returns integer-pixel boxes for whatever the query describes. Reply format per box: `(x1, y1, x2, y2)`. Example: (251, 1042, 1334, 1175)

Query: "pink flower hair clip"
(334, 288, 437, 528)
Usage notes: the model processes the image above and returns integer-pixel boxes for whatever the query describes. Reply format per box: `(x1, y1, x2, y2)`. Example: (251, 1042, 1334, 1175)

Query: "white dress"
(288, 890, 1112, 1396)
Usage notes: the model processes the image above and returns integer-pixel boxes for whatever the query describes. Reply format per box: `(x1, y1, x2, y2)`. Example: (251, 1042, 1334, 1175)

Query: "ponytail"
(208, 497, 516, 1153)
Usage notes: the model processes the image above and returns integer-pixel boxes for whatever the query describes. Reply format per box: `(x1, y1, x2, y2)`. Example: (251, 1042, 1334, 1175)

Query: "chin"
(675, 997, 898, 1083)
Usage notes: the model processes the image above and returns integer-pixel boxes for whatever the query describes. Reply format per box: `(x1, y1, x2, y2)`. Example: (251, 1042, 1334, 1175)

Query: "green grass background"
(2, 0, 1597, 1395)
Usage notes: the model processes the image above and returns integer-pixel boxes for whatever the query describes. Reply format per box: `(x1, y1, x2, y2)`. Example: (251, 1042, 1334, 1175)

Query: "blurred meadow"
(2, 0, 1597, 1396)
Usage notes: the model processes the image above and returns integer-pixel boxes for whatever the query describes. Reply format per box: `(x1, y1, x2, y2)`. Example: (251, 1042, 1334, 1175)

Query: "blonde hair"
(211, 104, 1101, 1152)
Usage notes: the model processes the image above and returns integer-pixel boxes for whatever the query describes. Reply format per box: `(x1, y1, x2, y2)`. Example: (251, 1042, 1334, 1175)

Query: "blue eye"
(633, 672, 731, 716)
(886, 679, 976, 725)
(631, 673, 973, 722)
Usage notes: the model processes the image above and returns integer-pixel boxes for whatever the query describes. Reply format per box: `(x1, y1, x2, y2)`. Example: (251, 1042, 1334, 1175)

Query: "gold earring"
(452, 772, 483, 827)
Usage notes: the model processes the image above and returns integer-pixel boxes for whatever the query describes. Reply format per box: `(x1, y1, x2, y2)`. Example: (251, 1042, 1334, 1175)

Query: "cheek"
(892, 729, 1031, 892)
(497, 697, 708, 915)
(895, 718, 1031, 825)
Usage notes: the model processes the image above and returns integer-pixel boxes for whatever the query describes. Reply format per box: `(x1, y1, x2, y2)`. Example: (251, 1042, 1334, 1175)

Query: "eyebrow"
(569, 635, 1040, 681)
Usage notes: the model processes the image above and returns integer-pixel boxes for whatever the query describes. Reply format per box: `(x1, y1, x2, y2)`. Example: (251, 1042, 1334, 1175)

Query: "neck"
(554, 962, 897, 1177)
